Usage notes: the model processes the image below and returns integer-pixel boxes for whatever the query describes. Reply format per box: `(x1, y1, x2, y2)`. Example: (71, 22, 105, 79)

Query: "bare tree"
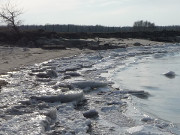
(0, 1, 23, 34)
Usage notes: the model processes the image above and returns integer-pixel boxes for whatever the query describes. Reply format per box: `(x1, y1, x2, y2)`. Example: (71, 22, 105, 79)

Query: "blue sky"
(7, 0, 180, 26)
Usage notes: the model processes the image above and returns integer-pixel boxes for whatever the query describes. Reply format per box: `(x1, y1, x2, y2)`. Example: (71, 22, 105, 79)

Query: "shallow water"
(113, 52, 180, 123)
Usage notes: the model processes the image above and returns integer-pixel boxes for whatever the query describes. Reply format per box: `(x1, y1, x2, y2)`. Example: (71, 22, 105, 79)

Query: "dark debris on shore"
(0, 29, 180, 50)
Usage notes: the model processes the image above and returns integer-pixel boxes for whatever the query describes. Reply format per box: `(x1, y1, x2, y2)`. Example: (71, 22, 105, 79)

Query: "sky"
(2, 0, 180, 26)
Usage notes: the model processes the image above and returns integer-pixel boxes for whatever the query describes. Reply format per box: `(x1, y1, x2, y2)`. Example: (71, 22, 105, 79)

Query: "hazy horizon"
(2, 0, 180, 26)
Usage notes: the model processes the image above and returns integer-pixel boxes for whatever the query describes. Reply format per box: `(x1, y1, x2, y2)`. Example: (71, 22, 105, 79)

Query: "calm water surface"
(113, 53, 180, 124)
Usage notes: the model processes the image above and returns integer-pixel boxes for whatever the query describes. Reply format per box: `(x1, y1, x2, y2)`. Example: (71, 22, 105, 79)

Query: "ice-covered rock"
(31, 90, 84, 103)
(83, 109, 99, 118)
(163, 71, 176, 79)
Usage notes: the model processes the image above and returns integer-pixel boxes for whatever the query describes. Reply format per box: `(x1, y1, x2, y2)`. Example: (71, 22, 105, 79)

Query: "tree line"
(19, 24, 180, 33)
(0, 1, 180, 34)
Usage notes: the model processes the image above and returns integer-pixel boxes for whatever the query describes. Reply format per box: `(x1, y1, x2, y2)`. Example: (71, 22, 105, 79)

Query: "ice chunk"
(0, 113, 50, 135)
(31, 90, 84, 103)
(65, 72, 81, 77)
(41, 108, 57, 120)
(71, 80, 107, 90)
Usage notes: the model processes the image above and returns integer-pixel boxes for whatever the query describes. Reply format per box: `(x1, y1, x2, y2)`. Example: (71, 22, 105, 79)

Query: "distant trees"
(133, 20, 156, 31)
(0, 1, 23, 34)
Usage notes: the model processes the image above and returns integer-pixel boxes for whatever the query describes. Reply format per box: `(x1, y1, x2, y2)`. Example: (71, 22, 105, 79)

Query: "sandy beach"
(0, 38, 164, 74)
(0, 46, 94, 74)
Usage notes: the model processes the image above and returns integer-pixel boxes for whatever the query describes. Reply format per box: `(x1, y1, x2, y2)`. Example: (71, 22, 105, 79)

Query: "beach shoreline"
(0, 38, 164, 74)
(0, 40, 179, 134)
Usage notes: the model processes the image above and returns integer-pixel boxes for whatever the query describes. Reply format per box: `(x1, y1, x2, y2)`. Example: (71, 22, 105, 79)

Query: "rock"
(133, 42, 142, 46)
(83, 109, 99, 118)
(163, 71, 176, 79)
(0, 80, 8, 89)
(46, 70, 58, 78)
(141, 117, 154, 122)
(36, 72, 49, 78)
(63, 75, 71, 80)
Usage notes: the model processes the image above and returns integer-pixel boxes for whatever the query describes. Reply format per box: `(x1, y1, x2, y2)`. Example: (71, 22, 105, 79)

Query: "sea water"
(110, 45, 180, 129)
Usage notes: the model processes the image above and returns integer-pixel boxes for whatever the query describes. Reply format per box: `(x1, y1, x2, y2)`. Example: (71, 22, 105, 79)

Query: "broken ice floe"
(31, 90, 84, 103)
(71, 80, 107, 90)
